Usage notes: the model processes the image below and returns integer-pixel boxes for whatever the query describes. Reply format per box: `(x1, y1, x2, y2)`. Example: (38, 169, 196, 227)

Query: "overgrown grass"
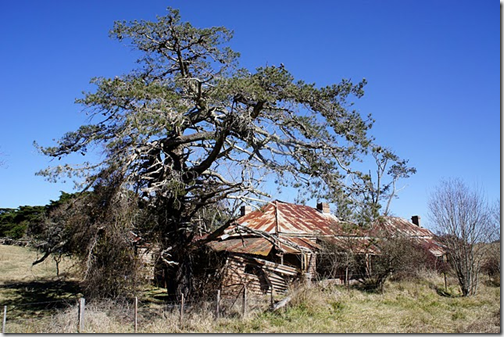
(0, 244, 81, 323)
(1, 245, 500, 333)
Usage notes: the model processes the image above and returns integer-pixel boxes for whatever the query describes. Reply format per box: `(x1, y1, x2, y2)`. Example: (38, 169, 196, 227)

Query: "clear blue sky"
(0, 0, 500, 230)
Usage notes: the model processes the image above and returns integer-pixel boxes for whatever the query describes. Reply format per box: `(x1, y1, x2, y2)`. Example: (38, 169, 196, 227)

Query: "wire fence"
(1, 287, 274, 333)
(1, 270, 452, 333)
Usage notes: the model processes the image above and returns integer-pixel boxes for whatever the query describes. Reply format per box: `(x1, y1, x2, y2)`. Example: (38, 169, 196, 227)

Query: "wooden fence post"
(215, 290, 220, 320)
(78, 298, 85, 333)
(2, 305, 6, 334)
(345, 266, 350, 291)
(179, 293, 185, 327)
(242, 284, 247, 319)
(134, 297, 138, 333)
(270, 286, 275, 309)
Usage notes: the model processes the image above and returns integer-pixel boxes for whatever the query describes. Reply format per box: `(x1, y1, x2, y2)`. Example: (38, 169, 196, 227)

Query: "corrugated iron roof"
(369, 216, 435, 238)
(237, 201, 438, 238)
(206, 200, 445, 258)
(237, 200, 341, 236)
(413, 237, 447, 257)
(207, 237, 274, 256)
(287, 237, 321, 251)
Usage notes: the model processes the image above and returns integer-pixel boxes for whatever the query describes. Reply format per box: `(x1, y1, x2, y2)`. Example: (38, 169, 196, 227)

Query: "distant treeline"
(0, 192, 76, 239)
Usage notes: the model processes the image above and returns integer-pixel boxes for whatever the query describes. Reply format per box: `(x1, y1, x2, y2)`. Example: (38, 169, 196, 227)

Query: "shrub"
(480, 242, 500, 286)
(355, 234, 440, 292)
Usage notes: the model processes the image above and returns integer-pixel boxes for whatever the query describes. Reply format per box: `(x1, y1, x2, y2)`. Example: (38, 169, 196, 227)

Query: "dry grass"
(0, 244, 81, 331)
(0, 244, 77, 284)
(1, 245, 501, 333)
(6, 277, 499, 333)
(217, 276, 500, 333)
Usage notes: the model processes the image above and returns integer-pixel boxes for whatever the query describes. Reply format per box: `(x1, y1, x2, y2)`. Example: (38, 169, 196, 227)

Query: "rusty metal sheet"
(412, 237, 447, 257)
(236, 201, 440, 240)
(285, 237, 321, 250)
(206, 237, 273, 256)
(209, 200, 445, 258)
(276, 242, 300, 254)
(276, 201, 341, 235)
(237, 200, 341, 236)
(369, 216, 435, 238)
(236, 203, 278, 233)
(247, 256, 299, 276)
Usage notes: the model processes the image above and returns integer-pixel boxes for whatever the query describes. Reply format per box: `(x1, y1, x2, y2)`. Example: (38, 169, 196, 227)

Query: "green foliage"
(33, 7, 412, 298)
(1, 189, 144, 299)
(333, 147, 417, 225)
(0, 209, 19, 237)
(0, 206, 45, 239)
(33, 181, 146, 299)
(35, 7, 376, 217)
(0, 192, 82, 240)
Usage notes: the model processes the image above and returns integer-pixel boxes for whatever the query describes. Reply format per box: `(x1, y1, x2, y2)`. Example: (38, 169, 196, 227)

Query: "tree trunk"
(175, 256, 193, 300)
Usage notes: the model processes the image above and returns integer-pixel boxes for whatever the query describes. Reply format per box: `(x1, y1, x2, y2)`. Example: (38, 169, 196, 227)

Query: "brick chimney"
(240, 205, 252, 216)
(411, 215, 421, 227)
(317, 202, 330, 214)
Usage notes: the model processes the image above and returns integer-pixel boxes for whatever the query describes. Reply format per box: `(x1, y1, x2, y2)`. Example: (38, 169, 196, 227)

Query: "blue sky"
(0, 0, 500, 230)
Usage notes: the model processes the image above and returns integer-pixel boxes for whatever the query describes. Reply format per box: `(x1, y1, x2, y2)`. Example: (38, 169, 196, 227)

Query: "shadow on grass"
(1, 279, 82, 319)
(434, 285, 462, 298)
(483, 278, 500, 287)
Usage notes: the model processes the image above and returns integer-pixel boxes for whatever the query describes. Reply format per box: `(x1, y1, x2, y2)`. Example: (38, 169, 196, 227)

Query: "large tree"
(36, 8, 397, 298)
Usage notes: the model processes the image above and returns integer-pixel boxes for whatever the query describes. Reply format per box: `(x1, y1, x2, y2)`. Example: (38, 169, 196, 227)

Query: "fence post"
(242, 284, 247, 319)
(78, 298, 85, 333)
(215, 290, 220, 320)
(345, 266, 350, 291)
(2, 305, 6, 334)
(270, 285, 275, 309)
(134, 297, 138, 333)
(179, 293, 185, 327)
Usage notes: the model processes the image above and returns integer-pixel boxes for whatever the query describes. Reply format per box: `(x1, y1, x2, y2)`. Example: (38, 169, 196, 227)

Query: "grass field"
(0, 244, 77, 284)
(0, 244, 81, 323)
(0, 244, 500, 333)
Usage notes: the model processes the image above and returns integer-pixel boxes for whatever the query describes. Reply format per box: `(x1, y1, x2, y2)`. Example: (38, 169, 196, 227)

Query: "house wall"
(220, 255, 296, 297)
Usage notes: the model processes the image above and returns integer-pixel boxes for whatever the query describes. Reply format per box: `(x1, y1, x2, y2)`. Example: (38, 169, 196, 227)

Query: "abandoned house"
(202, 200, 446, 297)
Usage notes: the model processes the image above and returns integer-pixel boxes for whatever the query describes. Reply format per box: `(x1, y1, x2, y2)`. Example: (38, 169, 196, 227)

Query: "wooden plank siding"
(220, 255, 298, 297)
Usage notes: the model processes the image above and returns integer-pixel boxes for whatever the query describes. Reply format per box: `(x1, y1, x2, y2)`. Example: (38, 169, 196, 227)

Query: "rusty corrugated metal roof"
(413, 237, 447, 257)
(237, 200, 341, 236)
(207, 237, 274, 256)
(207, 200, 445, 257)
(369, 216, 436, 238)
(287, 237, 321, 251)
